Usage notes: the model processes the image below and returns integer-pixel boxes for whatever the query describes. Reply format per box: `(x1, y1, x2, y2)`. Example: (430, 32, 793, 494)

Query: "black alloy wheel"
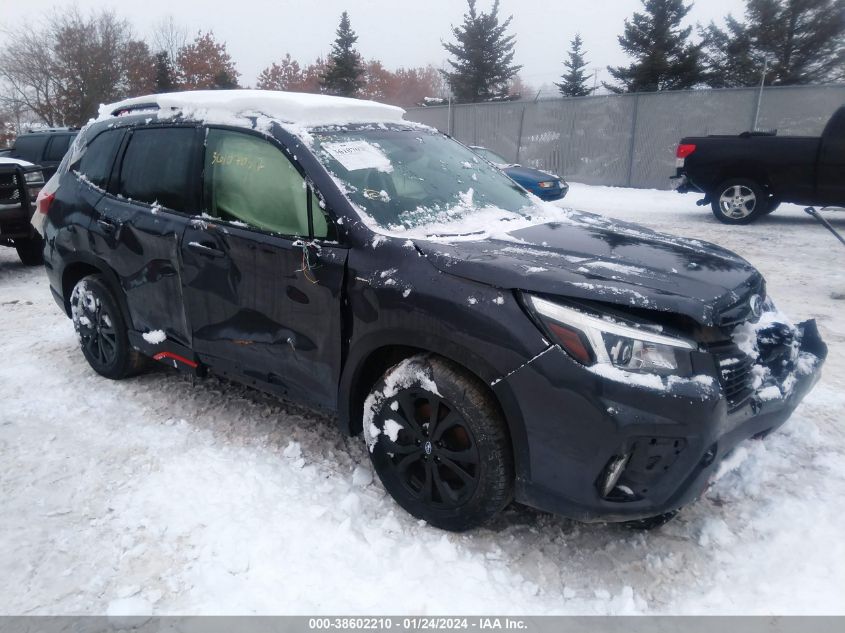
(365, 355, 513, 531)
(70, 275, 147, 379)
(379, 388, 481, 507)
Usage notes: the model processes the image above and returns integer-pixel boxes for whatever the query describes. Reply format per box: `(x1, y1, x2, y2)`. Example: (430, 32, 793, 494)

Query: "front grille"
(707, 341, 755, 412)
(0, 172, 22, 206)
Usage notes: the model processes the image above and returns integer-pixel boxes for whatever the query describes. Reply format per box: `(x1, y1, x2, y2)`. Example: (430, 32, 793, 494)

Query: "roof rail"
(24, 127, 80, 133)
(110, 102, 161, 117)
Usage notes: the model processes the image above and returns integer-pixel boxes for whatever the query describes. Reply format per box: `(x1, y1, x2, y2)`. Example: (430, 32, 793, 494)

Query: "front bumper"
(498, 319, 827, 522)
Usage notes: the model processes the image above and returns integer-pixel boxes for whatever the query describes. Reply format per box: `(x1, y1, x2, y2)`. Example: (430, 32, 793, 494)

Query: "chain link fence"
(404, 84, 845, 190)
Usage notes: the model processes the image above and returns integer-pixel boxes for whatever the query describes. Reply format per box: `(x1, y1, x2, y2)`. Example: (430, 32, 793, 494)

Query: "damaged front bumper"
(496, 317, 827, 523)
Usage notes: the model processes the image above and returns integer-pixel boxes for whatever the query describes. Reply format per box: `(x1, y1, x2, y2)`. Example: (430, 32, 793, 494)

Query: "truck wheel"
(70, 275, 147, 380)
(15, 235, 44, 266)
(363, 354, 513, 532)
(711, 179, 768, 224)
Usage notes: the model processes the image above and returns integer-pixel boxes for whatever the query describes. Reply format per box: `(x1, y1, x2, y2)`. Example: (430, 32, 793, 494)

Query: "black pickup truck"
(672, 105, 845, 224)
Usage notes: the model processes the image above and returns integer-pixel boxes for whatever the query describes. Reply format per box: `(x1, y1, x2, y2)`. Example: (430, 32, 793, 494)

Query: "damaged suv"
(35, 91, 826, 531)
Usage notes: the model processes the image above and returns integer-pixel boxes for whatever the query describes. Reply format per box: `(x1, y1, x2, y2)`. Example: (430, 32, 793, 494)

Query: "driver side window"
(203, 129, 328, 238)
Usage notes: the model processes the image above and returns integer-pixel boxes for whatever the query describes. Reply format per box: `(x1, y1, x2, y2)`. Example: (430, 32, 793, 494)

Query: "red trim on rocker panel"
(152, 352, 198, 368)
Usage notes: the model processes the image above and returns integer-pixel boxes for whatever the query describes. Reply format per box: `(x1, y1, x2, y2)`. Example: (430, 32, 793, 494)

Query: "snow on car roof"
(100, 90, 406, 127)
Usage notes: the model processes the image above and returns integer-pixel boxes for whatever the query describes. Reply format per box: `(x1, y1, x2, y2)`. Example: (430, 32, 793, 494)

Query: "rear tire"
(70, 275, 147, 379)
(363, 354, 513, 531)
(15, 235, 43, 266)
(711, 179, 768, 224)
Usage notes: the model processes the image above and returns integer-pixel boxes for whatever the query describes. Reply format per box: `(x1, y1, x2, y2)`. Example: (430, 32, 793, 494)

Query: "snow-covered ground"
(1, 184, 844, 615)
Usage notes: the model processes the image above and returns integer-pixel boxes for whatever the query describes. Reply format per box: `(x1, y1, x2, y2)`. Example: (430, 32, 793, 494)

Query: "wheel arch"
(60, 254, 135, 330)
(338, 330, 532, 483)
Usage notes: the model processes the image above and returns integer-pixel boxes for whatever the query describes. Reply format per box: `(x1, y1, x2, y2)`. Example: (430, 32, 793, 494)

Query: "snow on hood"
(411, 208, 762, 326)
(99, 90, 406, 127)
(0, 156, 36, 168)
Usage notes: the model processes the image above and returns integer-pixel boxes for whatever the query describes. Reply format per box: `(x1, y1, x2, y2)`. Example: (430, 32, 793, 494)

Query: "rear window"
(12, 135, 48, 162)
(76, 130, 124, 189)
(44, 134, 74, 162)
(118, 127, 198, 212)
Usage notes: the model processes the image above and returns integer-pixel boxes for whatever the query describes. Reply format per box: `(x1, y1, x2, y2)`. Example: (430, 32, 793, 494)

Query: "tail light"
(676, 143, 696, 168)
(676, 143, 697, 159)
(36, 190, 55, 215)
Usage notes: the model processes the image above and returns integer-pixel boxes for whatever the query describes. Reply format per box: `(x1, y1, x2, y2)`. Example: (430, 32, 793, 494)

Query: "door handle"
(187, 241, 225, 258)
(97, 218, 117, 233)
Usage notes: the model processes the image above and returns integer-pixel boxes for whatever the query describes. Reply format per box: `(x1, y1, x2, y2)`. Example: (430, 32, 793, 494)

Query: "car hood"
(0, 156, 36, 169)
(414, 212, 762, 327)
(503, 164, 559, 184)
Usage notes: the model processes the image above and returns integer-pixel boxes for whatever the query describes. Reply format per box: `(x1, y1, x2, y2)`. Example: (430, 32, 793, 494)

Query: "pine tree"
(605, 0, 703, 93)
(154, 51, 176, 92)
(556, 34, 592, 97)
(441, 0, 522, 103)
(320, 12, 365, 97)
(701, 0, 845, 87)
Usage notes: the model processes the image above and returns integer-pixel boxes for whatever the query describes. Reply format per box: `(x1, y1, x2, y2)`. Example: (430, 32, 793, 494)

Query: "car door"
(180, 126, 347, 409)
(89, 125, 200, 347)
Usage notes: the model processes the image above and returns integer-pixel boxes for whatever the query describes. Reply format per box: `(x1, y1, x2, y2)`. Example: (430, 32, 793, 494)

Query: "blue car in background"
(471, 146, 568, 201)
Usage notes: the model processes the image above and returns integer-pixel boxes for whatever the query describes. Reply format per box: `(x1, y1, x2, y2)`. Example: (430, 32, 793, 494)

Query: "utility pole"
(592, 68, 600, 95)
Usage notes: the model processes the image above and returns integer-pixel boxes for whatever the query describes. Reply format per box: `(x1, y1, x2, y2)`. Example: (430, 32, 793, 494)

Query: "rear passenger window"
(44, 134, 73, 162)
(203, 129, 327, 238)
(119, 127, 198, 212)
(11, 135, 47, 162)
(77, 130, 124, 189)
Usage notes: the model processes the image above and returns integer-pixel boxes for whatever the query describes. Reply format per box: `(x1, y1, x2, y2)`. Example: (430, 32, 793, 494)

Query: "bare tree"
(0, 28, 64, 126)
(151, 15, 187, 65)
(0, 8, 155, 127)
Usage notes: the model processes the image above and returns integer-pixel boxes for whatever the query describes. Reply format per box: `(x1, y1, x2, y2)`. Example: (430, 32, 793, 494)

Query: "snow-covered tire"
(70, 275, 146, 380)
(711, 179, 768, 224)
(363, 354, 513, 532)
(15, 235, 43, 266)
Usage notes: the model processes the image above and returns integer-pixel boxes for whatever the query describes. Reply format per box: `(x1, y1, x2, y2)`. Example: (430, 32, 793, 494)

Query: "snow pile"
(142, 330, 167, 344)
(100, 90, 406, 127)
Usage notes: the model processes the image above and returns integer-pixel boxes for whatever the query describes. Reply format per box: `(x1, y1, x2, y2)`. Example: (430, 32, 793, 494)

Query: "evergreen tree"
(441, 0, 522, 102)
(154, 51, 175, 92)
(605, 0, 703, 93)
(556, 34, 592, 97)
(320, 12, 365, 97)
(701, 0, 845, 87)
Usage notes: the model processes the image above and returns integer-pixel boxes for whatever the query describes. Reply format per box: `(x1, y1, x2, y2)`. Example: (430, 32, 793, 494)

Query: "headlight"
(537, 181, 558, 189)
(527, 295, 695, 375)
(24, 171, 45, 185)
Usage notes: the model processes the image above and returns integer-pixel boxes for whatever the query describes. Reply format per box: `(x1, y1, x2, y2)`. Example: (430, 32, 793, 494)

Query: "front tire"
(711, 179, 768, 224)
(70, 275, 146, 379)
(363, 354, 513, 531)
(15, 234, 43, 266)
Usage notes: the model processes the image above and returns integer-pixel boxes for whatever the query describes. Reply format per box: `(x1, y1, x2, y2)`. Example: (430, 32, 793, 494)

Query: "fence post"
(625, 94, 641, 188)
(515, 103, 527, 164)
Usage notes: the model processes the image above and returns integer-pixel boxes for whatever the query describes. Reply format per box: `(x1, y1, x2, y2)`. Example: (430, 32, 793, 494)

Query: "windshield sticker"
(323, 140, 393, 172)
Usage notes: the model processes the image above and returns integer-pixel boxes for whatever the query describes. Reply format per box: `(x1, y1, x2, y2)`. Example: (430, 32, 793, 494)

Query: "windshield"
(472, 147, 509, 165)
(310, 127, 535, 234)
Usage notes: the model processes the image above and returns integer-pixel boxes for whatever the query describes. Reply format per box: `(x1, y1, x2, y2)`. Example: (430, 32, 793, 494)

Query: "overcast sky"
(0, 0, 747, 90)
